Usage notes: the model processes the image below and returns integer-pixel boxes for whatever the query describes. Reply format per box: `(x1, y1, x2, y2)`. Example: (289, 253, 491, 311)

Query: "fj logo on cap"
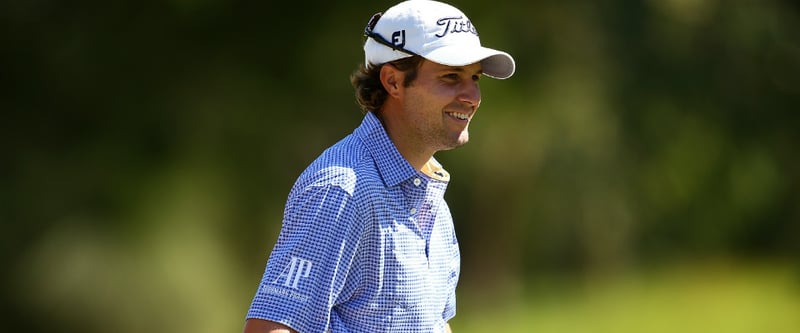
(391, 30, 406, 48)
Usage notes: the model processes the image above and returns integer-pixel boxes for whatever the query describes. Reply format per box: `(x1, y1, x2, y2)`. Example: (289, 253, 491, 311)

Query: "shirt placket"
(404, 176, 426, 230)
(405, 175, 440, 261)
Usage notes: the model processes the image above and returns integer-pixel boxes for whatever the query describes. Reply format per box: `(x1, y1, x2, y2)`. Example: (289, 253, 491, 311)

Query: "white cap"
(364, 0, 516, 79)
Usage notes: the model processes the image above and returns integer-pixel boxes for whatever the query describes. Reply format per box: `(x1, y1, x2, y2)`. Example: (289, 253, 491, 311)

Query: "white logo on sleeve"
(273, 256, 313, 289)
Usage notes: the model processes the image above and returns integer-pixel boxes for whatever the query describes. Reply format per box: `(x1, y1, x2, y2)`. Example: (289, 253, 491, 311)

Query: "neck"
(376, 111, 435, 171)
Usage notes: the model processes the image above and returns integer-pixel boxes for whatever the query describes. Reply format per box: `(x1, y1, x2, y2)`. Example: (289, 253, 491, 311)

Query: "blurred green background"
(2, 0, 799, 332)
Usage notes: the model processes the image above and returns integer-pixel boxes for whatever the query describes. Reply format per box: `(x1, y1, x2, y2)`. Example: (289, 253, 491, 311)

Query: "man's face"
(399, 59, 483, 152)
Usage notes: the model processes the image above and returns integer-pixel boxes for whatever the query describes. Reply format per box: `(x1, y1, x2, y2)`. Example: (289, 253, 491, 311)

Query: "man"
(243, 1, 514, 332)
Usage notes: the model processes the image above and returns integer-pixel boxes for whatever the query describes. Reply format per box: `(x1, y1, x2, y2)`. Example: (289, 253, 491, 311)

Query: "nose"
(459, 80, 481, 108)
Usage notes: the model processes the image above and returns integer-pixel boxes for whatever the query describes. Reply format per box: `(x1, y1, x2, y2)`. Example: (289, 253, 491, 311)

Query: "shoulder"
(294, 134, 380, 196)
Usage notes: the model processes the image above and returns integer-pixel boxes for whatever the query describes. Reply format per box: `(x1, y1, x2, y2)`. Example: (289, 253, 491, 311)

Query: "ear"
(379, 64, 403, 98)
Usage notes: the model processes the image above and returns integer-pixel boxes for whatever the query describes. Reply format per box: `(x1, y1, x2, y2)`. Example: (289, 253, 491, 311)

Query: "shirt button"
(410, 207, 417, 215)
(413, 178, 421, 186)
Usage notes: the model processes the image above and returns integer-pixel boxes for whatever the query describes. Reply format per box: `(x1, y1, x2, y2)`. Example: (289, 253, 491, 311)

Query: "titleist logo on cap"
(435, 16, 478, 38)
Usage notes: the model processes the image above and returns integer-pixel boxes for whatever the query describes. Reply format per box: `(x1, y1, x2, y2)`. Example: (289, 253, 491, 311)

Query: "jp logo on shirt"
(273, 256, 314, 289)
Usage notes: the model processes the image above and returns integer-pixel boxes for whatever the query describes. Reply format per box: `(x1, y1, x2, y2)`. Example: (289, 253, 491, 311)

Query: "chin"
(448, 137, 470, 150)
(458, 132, 470, 145)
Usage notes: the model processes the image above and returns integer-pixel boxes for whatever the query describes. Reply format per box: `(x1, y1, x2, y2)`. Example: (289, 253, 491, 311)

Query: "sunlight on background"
(454, 260, 799, 333)
(16, 166, 251, 333)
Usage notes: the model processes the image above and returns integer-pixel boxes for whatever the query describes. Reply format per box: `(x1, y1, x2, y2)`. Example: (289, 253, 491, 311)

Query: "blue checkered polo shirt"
(246, 112, 461, 332)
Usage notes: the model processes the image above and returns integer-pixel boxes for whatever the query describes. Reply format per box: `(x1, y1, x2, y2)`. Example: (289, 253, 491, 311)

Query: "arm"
(445, 322, 453, 333)
(243, 318, 297, 333)
(245, 182, 360, 333)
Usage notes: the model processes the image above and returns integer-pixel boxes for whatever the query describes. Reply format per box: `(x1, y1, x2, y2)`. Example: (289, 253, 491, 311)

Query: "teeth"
(449, 112, 469, 120)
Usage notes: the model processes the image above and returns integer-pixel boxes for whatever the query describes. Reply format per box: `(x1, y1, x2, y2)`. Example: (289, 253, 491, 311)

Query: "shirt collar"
(421, 158, 450, 182)
(355, 112, 421, 187)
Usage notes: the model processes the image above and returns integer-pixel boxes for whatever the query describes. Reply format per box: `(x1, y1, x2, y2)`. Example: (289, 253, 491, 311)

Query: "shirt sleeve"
(247, 181, 362, 333)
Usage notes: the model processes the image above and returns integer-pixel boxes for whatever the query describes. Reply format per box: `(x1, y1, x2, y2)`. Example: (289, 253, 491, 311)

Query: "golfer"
(244, 1, 515, 332)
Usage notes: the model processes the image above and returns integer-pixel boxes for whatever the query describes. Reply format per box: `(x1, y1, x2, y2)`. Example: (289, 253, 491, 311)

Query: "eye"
(443, 73, 460, 81)
(472, 74, 481, 82)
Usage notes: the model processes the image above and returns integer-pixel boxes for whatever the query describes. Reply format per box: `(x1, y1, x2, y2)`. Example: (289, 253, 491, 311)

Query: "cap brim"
(423, 45, 516, 79)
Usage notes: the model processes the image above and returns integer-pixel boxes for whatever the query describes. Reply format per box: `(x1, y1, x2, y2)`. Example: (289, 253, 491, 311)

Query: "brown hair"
(350, 56, 424, 114)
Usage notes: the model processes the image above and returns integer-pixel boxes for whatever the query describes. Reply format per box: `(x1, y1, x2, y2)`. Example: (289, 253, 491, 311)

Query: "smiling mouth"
(446, 112, 471, 120)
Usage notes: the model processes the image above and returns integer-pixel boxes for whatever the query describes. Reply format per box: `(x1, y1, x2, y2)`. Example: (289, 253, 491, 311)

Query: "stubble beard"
(404, 91, 472, 153)
(425, 119, 470, 152)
